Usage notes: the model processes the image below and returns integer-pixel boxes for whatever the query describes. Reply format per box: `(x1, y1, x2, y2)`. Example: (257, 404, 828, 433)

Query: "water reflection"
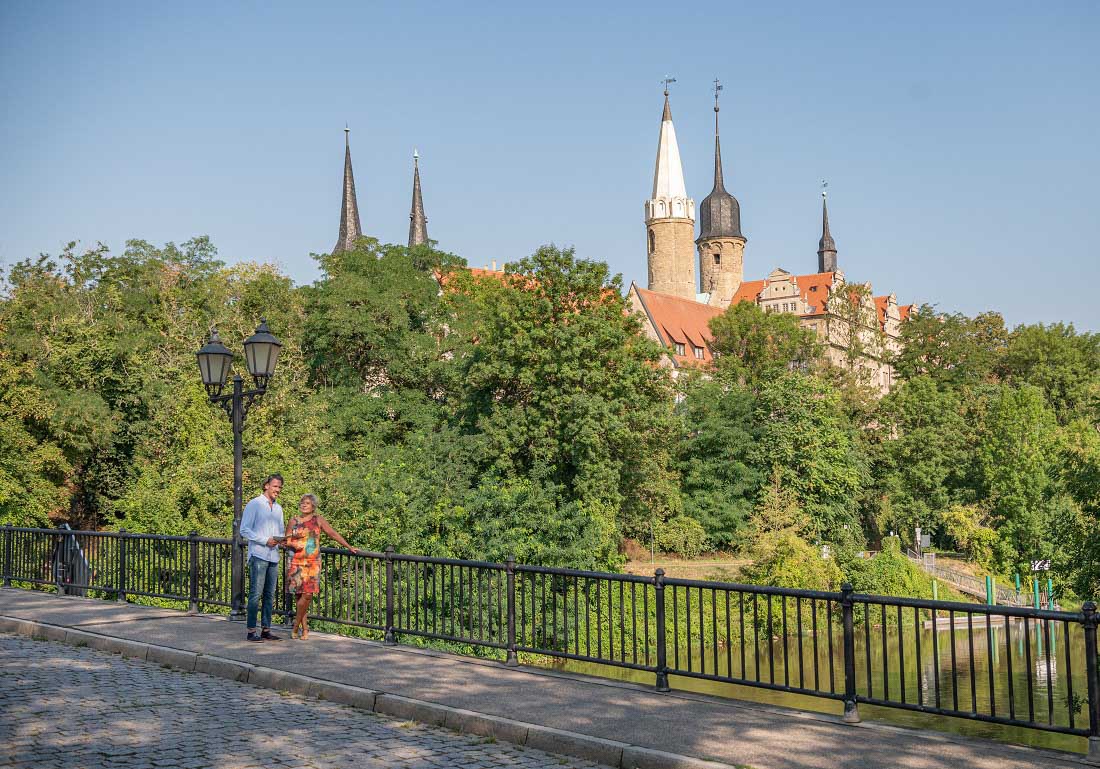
(549, 616, 1089, 755)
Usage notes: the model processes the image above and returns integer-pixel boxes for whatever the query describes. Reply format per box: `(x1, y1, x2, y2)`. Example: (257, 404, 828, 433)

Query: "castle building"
(627, 86, 912, 393)
(328, 101, 910, 393)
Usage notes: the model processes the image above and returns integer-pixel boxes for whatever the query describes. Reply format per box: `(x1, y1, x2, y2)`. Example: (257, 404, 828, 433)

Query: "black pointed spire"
(332, 126, 363, 255)
(818, 185, 838, 273)
(408, 150, 428, 248)
(697, 80, 743, 242)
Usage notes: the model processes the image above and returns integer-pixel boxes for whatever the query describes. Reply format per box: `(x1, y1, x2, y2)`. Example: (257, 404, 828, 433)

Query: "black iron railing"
(2, 525, 1098, 751)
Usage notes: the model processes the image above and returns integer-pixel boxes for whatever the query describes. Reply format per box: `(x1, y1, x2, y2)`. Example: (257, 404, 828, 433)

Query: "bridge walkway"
(0, 589, 1090, 769)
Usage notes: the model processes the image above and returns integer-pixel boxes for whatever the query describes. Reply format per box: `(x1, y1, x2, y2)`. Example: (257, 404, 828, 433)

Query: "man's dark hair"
(262, 473, 284, 490)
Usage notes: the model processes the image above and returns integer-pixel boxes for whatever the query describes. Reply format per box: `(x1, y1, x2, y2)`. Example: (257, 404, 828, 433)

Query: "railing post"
(504, 556, 519, 666)
(841, 582, 860, 723)
(1, 524, 12, 588)
(188, 531, 199, 615)
(116, 529, 128, 603)
(1082, 601, 1100, 761)
(384, 546, 396, 645)
(654, 568, 670, 692)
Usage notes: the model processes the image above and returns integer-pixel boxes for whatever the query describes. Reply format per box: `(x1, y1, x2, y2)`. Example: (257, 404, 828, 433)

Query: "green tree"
(893, 305, 1007, 389)
(997, 322, 1100, 425)
(455, 245, 678, 568)
(749, 372, 868, 540)
(677, 379, 760, 548)
(870, 376, 974, 544)
(977, 384, 1056, 571)
(707, 300, 821, 388)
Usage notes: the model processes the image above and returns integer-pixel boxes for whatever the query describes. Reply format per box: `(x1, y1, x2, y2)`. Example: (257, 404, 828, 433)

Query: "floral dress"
(285, 515, 322, 595)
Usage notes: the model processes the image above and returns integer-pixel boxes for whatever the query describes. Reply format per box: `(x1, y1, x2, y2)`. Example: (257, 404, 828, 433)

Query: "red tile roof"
(633, 287, 724, 367)
(730, 271, 836, 315)
(874, 295, 890, 328)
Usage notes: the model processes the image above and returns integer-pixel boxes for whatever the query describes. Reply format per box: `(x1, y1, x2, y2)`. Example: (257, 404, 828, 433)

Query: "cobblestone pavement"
(0, 633, 610, 769)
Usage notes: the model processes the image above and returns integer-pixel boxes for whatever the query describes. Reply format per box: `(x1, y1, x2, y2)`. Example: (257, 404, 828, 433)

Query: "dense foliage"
(2, 238, 1099, 600)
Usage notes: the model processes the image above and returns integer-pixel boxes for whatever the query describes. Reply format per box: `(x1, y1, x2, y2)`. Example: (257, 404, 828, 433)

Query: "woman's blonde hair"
(299, 493, 320, 512)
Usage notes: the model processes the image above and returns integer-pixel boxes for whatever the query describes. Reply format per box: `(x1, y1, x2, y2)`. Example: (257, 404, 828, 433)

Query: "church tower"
(408, 150, 428, 248)
(817, 186, 838, 273)
(645, 84, 696, 299)
(696, 80, 745, 308)
(333, 127, 363, 255)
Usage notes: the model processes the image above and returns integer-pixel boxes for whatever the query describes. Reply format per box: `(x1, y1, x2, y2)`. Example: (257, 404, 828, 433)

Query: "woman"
(284, 493, 358, 639)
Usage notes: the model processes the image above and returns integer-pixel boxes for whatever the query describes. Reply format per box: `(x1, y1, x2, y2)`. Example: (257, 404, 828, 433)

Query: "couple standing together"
(238, 474, 358, 642)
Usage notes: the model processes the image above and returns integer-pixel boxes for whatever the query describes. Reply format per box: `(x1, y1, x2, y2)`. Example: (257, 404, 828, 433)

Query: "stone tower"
(818, 189, 838, 273)
(408, 150, 428, 248)
(696, 82, 746, 308)
(645, 88, 696, 299)
(333, 127, 363, 255)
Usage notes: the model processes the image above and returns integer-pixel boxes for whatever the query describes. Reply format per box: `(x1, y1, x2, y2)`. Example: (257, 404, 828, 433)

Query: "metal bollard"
(1082, 601, 1099, 761)
(655, 568, 670, 692)
(116, 529, 128, 602)
(384, 547, 396, 645)
(188, 531, 200, 614)
(505, 557, 519, 666)
(1, 524, 12, 588)
(841, 583, 860, 723)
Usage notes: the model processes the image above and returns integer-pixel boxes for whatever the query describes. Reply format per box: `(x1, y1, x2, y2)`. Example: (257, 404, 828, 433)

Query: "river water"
(551, 616, 1090, 755)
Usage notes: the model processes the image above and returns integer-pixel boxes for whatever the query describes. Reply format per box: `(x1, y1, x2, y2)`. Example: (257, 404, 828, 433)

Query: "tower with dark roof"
(818, 188, 837, 273)
(645, 82, 697, 300)
(332, 127, 363, 255)
(408, 150, 429, 248)
(696, 80, 746, 308)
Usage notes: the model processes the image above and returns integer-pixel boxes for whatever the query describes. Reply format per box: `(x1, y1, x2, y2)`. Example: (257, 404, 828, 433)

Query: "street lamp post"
(196, 319, 282, 620)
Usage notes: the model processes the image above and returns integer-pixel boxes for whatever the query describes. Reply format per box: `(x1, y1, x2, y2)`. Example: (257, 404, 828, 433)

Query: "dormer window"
(674, 342, 685, 356)
(694, 346, 705, 359)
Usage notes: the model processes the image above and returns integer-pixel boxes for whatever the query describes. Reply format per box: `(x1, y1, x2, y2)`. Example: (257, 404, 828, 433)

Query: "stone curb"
(0, 613, 763, 769)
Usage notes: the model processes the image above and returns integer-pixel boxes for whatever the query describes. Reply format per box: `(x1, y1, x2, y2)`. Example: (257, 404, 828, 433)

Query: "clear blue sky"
(2, 1, 1098, 329)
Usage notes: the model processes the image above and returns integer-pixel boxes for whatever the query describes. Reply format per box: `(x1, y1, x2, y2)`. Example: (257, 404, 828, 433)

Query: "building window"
(674, 343, 685, 356)
(713, 253, 721, 265)
(694, 346, 705, 359)
(648, 229, 656, 254)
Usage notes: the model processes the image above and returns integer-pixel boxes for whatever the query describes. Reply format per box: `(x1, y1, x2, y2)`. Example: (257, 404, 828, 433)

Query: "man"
(239, 473, 285, 642)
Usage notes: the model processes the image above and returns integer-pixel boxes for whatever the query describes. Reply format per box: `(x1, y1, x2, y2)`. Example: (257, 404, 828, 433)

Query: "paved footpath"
(0, 633, 609, 769)
(1, 590, 1096, 769)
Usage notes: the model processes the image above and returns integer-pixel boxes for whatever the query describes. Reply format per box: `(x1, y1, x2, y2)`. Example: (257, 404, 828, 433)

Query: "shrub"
(654, 516, 710, 559)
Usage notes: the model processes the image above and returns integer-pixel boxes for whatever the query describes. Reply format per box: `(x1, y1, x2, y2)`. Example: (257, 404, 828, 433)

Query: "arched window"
(648, 229, 655, 254)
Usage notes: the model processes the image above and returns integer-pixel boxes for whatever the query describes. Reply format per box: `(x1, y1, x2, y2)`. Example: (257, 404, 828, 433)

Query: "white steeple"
(645, 90, 695, 223)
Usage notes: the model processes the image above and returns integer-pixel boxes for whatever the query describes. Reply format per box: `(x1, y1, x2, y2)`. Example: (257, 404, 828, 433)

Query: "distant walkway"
(0, 590, 1092, 769)
(904, 551, 1032, 607)
(0, 632, 607, 769)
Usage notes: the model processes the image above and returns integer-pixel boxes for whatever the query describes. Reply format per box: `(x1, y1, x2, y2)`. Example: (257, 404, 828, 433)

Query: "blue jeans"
(247, 556, 279, 630)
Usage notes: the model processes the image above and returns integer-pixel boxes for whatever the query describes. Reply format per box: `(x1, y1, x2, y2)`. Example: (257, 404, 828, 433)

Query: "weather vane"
(713, 78, 723, 109)
(822, 179, 829, 199)
(661, 75, 676, 95)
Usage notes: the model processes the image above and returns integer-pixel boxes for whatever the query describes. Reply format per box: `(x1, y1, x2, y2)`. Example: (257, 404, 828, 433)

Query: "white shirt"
(239, 494, 284, 563)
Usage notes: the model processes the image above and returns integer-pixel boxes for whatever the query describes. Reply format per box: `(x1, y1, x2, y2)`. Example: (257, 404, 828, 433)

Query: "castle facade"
(625, 88, 911, 393)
